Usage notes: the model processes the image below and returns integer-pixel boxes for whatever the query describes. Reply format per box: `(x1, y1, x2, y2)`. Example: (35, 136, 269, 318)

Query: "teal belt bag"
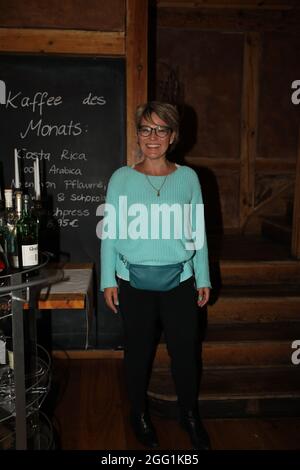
(119, 254, 184, 292)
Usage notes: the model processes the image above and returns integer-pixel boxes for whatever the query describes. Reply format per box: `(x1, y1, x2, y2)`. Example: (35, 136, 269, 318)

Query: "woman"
(100, 101, 211, 450)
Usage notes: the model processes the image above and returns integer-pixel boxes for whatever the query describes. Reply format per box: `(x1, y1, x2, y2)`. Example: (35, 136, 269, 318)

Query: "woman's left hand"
(197, 287, 210, 308)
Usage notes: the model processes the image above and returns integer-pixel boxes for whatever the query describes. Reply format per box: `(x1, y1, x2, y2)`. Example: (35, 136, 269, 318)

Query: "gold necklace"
(145, 174, 168, 197)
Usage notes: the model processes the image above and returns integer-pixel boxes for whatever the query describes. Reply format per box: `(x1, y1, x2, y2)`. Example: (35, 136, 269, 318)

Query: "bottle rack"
(0, 254, 63, 450)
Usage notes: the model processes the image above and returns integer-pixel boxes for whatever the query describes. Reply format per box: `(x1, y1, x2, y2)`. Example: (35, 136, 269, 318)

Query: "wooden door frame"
(126, 0, 148, 166)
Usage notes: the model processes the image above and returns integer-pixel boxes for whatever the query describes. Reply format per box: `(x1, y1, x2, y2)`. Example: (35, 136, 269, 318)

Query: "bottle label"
(7, 349, 14, 370)
(0, 338, 6, 364)
(12, 255, 19, 268)
(22, 244, 38, 267)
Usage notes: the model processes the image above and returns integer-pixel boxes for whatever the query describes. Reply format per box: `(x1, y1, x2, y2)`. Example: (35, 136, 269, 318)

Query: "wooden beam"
(185, 156, 296, 173)
(126, 0, 148, 166)
(24, 298, 85, 310)
(0, 0, 125, 31)
(240, 32, 261, 229)
(156, 0, 296, 9)
(52, 349, 124, 359)
(291, 126, 300, 259)
(0, 28, 125, 55)
(255, 158, 296, 173)
(157, 7, 300, 32)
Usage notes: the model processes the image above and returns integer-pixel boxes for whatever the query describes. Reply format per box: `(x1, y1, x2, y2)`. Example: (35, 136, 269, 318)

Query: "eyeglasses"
(137, 125, 172, 138)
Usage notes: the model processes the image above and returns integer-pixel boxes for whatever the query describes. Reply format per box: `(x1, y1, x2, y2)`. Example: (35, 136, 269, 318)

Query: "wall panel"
(0, 0, 125, 31)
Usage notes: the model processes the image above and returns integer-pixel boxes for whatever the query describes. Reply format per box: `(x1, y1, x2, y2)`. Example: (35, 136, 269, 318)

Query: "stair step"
(149, 366, 300, 401)
(148, 366, 300, 418)
(205, 322, 300, 342)
(153, 341, 295, 368)
(218, 260, 300, 285)
(203, 341, 293, 366)
(208, 295, 300, 323)
(261, 216, 292, 245)
(218, 284, 300, 296)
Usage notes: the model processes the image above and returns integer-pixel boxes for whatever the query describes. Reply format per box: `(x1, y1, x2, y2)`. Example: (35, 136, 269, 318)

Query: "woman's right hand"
(104, 287, 119, 313)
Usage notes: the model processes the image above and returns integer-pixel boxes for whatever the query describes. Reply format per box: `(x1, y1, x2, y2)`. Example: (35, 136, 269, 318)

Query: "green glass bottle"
(0, 191, 7, 269)
(32, 197, 60, 260)
(17, 194, 39, 268)
(0, 218, 9, 273)
(5, 189, 22, 269)
(4, 189, 15, 228)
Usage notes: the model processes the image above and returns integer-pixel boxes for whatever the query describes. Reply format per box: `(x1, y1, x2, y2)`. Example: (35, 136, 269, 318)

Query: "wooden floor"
(50, 358, 300, 450)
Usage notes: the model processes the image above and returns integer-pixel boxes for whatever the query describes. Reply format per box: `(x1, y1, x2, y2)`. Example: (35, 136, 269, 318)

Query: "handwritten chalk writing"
(5, 90, 62, 115)
(45, 181, 56, 189)
(25, 181, 56, 189)
(64, 179, 106, 190)
(57, 193, 65, 202)
(24, 166, 35, 173)
(70, 194, 105, 203)
(61, 149, 87, 161)
(83, 93, 106, 106)
(0, 56, 124, 249)
(22, 148, 51, 161)
(54, 207, 90, 218)
(20, 119, 82, 139)
(291, 80, 300, 105)
(49, 165, 82, 176)
(58, 218, 79, 228)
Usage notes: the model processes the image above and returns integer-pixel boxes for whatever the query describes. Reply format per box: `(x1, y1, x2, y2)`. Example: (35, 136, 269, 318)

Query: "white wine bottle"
(17, 194, 39, 268)
(5, 189, 22, 268)
(0, 330, 6, 365)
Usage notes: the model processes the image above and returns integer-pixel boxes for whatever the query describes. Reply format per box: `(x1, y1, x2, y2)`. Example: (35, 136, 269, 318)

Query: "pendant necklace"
(145, 174, 168, 197)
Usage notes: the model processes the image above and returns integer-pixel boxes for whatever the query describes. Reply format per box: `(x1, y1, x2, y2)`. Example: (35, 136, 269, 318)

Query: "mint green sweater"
(100, 165, 211, 291)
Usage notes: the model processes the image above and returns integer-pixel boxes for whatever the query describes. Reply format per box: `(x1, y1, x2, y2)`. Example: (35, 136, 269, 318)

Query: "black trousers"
(118, 277, 202, 414)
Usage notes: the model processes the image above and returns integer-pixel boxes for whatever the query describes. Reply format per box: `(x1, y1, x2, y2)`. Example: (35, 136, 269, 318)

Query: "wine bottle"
(17, 194, 39, 268)
(32, 197, 60, 260)
(0, 330, 6, 365)
(0, 212, 9, 273)
(0, 192, 5, 218)
(5, 189, 22, 268)
(32, 198, 47, 252)
(0, 241, 9, 273)
(0, 331, 10, 403)
(5, 337, 14, 370)
(4, 189, 15, 227)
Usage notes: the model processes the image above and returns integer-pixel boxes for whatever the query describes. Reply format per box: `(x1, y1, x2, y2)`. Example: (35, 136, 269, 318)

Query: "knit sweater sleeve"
(190, 171, 212, 289)
(100, 171, 120, 291)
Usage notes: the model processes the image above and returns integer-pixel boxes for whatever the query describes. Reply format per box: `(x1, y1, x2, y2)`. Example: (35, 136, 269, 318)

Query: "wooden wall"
(1, 0, 300, 247)
(0, 0, 125, 30)
(152, 0, 300, 235)
(0, 0, 148, 164)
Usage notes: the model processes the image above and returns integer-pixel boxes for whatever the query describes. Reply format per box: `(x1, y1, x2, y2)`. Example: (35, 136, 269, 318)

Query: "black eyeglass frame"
(137, 125, 172, 138)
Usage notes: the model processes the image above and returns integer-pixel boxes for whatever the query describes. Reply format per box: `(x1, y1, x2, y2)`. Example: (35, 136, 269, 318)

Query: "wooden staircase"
(148, 246, 300, 418)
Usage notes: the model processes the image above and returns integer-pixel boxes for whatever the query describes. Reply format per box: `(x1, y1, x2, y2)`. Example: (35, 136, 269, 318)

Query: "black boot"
(130, 412, 159, 449)
(180, 410, 211, 450)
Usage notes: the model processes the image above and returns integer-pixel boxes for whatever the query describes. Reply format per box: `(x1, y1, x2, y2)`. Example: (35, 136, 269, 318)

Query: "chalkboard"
(0, 54, 125, 348)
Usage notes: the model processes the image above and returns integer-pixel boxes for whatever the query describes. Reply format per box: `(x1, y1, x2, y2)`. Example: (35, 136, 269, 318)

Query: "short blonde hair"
(135, 101, 179, 151)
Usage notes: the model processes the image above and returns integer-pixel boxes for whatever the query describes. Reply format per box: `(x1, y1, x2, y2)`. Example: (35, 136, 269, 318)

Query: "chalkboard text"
(21, 119, 82, 139)
(5, 90, 62, 115)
